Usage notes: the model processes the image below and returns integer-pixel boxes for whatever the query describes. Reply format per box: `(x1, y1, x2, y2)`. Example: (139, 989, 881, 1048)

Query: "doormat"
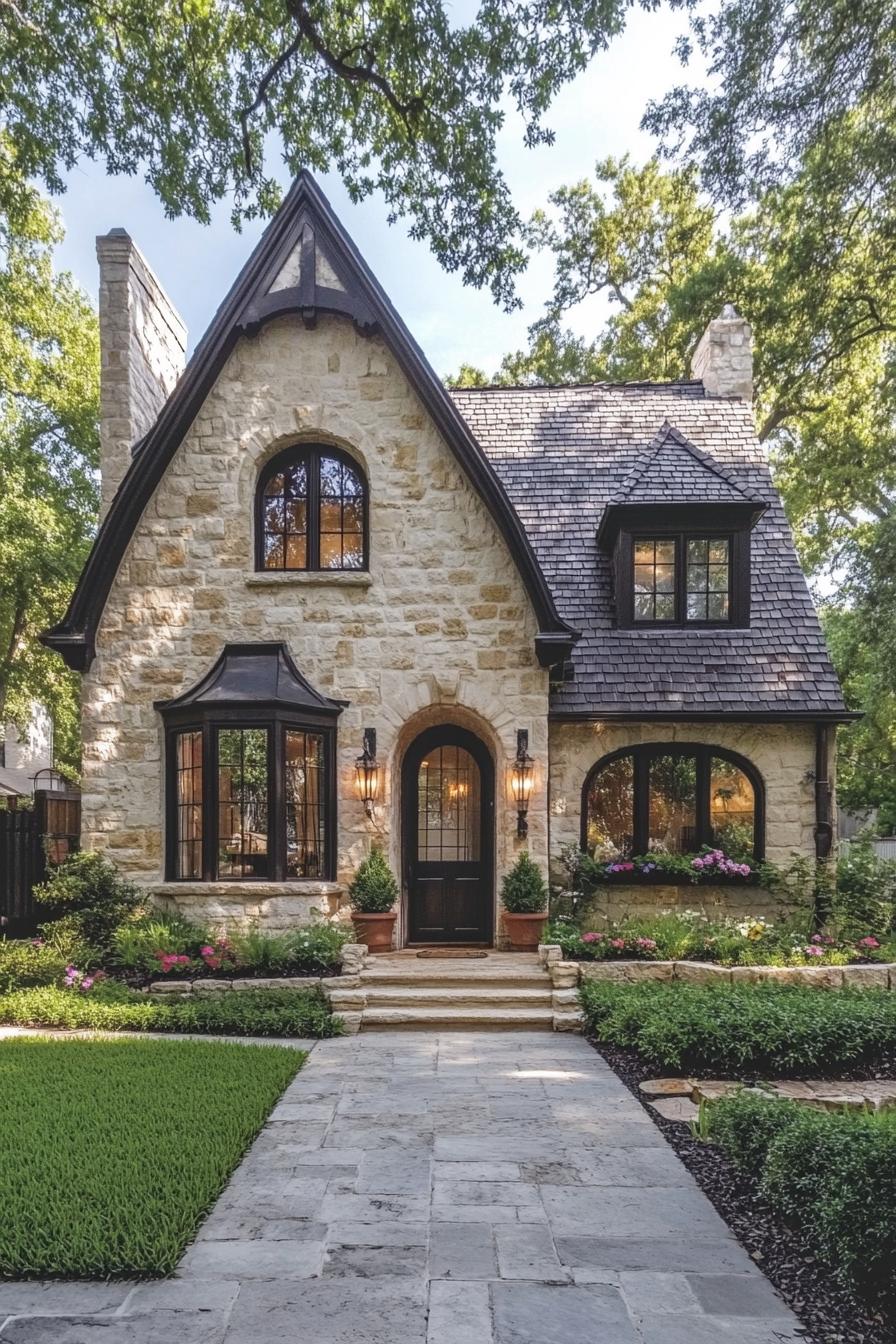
(416, 949, 488, 959)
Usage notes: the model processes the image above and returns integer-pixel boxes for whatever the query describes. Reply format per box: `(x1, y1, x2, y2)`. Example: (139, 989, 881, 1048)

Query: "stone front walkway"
(0, 1032, 804, 1343)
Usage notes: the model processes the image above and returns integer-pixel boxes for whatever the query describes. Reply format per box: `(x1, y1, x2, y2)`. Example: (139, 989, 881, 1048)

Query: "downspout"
(813, 723, 834, 927)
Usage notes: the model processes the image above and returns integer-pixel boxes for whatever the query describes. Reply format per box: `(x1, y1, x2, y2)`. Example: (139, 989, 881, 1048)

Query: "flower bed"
(546, 909, 895, 968)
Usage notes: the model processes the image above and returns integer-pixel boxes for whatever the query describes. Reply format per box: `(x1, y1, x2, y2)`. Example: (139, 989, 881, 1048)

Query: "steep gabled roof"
(42, 173, 578, 672)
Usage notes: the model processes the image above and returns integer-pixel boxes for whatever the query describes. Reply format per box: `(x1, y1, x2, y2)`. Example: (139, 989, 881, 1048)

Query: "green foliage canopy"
(0, 179, 98, 773)
(0, 0, 657, 309)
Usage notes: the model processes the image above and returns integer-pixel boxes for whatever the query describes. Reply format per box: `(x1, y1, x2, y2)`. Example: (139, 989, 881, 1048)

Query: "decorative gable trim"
(41, 173, 578, 672)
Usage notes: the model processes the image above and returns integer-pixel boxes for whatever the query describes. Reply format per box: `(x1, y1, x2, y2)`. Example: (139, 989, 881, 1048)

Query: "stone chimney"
(96, 230, 187, 518)
(690, 303, 752, 402)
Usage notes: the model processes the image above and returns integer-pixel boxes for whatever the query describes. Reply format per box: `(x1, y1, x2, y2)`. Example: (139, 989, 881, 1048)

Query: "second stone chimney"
(96, 230, 187, 518)
(690, 303, 752, 402)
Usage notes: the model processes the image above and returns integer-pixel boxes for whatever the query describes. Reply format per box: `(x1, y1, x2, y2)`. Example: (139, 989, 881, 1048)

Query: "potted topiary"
(348, 847, 399, 952)
(501, 851, 549, 951)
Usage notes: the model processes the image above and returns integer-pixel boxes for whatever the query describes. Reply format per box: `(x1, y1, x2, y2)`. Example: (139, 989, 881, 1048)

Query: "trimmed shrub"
(703, 1089, 802, 1176)
(0, 939, 68, 993)
(35, 852, 143, 961)
(706, 1092, 896, 1304)
(349, 848, 399, 913)
(580, 979, 896, 1075)
(0, 983, 342, 1038)
(501, 851, 548, 914)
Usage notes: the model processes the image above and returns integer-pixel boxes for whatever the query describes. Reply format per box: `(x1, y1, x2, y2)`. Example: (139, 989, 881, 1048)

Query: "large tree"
(0, 180, 99, 775)
(0, 0, 651, 309)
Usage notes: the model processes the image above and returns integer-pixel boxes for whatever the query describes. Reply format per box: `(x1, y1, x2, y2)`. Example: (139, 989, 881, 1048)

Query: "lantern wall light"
(510, 728, 535, 839)
(355, 727, 380, 817)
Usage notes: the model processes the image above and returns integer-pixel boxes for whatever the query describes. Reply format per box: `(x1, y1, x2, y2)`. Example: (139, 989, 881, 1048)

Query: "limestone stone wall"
(81, 313, 550, 942)
(548, 719, 820, 918)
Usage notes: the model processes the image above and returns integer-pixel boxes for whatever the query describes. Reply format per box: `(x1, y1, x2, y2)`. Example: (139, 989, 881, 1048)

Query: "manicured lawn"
(0, 1036, 304, 1277)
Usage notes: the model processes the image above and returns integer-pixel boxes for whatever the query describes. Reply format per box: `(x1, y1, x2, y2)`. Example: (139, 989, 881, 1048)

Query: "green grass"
(0, 984, 342, 1038)
(0, 1036, 304, 1277)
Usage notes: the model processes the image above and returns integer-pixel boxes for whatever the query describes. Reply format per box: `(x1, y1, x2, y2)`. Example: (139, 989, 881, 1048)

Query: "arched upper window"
(582, 743, 764, 862)
(256, 444, 368, 572)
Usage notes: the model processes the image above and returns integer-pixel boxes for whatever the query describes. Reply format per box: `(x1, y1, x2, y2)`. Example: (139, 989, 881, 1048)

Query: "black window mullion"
(674, 534, 685, 623)
(308, 450, 321, 569)
(634, 748, 650, 854)
(696, 747, 711, 849)
(272, 722, 285, 881)
(204, 725, 216, 881)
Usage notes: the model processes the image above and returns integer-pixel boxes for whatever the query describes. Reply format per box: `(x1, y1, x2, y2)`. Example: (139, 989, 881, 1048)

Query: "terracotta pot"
(503, 911, 548, 952)
(351, 910, 397, 953)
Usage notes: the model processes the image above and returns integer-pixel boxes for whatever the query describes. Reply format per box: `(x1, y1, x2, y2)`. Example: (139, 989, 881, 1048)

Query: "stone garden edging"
(538, 944, 896, 993)
(146, 942, 369, 1034)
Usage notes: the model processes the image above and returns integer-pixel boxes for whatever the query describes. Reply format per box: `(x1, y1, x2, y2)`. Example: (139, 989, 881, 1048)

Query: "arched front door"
(402, 726, 495, 944)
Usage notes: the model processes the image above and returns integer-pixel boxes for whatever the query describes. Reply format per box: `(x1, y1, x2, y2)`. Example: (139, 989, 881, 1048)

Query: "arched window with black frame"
(582, 743, 764, 862)
(159, 644, 346, 882)
(256, 444, 368, 572)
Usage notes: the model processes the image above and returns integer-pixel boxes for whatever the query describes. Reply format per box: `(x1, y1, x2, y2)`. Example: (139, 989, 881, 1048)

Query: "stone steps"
(362, 985, 554, 1008)
(356, 953, 556, 1031)
(361, 1005, 556, 1030)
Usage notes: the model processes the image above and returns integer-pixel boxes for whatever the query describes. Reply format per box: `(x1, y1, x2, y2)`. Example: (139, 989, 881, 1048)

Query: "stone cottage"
(42, 174, 851, 943)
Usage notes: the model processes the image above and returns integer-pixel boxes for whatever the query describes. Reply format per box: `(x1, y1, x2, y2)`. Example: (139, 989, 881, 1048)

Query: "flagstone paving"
(0, 1032, 805, 1343)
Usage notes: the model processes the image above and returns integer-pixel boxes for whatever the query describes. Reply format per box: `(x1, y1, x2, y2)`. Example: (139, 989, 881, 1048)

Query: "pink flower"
(610, 938, 625, 950)
(636, 937, 657, 950)
(804, 946, 824, 957)
(80, 976, 94, 990)
(200, 945, 215, 957)
(581, 932, 603, 944)
(858, 936, 881, 949)
(811, 934, 822, 943)
(692, 857, 705, 869)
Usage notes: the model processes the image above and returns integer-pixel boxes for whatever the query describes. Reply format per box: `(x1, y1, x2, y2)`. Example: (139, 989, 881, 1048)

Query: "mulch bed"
(588, 1035, 894, 1344)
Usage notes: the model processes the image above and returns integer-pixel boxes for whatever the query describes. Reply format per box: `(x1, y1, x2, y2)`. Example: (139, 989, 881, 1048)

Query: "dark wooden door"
(403, 726, 494, 944)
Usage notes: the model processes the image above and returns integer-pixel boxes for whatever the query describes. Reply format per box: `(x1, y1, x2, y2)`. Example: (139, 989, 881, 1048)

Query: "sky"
(52, 4, 701, 379)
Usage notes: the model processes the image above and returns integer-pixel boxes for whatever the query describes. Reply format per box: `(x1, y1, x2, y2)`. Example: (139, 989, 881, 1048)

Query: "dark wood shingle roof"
(450, 381, 848, 720)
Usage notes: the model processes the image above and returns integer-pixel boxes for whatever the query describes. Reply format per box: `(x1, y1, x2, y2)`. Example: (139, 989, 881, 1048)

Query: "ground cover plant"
(0, 982, 341, 1038)
(702, 1091, 896, 1309)
(580, 979, 896, 1076)
(0, 1036, 303, 1277)
(0, 939, 68, 993)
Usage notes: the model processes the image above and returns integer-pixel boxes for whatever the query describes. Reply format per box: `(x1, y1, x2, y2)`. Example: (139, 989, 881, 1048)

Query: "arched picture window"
(583, 744, 763, 861)
(257, 445, 367, 572)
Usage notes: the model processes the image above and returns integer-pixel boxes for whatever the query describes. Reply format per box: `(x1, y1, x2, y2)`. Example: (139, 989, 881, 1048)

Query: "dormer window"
(595, 423, 767, 632)
(631, 533, 732, 625)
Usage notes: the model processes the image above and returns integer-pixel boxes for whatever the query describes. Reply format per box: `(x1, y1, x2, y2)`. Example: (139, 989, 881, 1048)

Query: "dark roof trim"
(155, 642, 347, 718)
(549, 709, 862, 724)
(41, 173, 578, 672)
(597, 501, 767, 553)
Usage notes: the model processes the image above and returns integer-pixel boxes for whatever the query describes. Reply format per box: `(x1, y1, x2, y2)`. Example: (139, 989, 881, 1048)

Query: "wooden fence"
(0, 790, 81, 936)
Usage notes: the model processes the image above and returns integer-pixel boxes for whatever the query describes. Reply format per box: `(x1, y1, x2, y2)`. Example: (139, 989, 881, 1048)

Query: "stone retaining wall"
(570, 883, 788, 926)
(146, 942, 368, 1034)
(539, 949, 896, 990)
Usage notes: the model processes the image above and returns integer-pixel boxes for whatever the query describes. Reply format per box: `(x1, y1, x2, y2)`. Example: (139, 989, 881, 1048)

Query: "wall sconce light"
(355, 727, 379, 818)
(510, 728, 534, 839)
